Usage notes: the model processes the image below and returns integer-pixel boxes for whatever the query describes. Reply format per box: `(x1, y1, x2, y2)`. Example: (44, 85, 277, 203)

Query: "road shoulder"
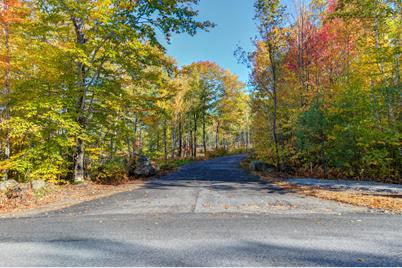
(241, 159, 402, 214)
(0, 180, 145, 218)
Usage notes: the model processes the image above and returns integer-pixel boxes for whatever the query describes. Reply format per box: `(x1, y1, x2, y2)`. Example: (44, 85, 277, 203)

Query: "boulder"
(0, 180, 23, 199)
(249, 160, 275, 172)
(0, 179, 19, 192)
(128, 155, 158, 178)
(31, 180, 47, 191)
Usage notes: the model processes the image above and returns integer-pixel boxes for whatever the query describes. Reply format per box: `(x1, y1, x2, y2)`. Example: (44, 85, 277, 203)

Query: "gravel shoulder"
(286, 178, 402, 194)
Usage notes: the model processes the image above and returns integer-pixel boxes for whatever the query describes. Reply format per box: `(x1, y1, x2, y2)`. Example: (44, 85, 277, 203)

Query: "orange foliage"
(0, 0, 25, 26)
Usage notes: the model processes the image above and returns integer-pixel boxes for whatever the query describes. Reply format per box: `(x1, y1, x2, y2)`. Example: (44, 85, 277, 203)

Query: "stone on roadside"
(0, 179, 19, 192)
(128, 155, 158, 178)
(0, 180, 23, 199)
(31, 180, 47, 191)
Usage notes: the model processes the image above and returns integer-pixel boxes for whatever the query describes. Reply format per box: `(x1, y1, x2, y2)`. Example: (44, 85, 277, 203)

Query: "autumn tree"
(249, 0, 400, 181)
(35, 0, 213, 182)
(0, 0, 27, 180)
(252, 0, 287, 170)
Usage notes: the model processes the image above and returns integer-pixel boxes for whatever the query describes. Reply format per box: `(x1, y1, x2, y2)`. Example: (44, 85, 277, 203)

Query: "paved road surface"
(0, 155, 401, 266)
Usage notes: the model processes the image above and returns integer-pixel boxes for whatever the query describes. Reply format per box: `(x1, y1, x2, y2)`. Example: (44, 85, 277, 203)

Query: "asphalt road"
(0, 155, 401, 266)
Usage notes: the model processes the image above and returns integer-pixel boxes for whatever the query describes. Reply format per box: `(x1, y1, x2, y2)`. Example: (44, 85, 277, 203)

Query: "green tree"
(36, 0, 213, 182)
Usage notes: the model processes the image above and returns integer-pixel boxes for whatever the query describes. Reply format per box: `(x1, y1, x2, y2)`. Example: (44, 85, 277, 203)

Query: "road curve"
(0, 154, 401, 266)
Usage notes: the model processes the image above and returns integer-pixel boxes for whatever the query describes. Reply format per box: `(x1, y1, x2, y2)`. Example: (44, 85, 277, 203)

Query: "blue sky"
(162, 0, 257, 84)
(162, 0, 297, 84)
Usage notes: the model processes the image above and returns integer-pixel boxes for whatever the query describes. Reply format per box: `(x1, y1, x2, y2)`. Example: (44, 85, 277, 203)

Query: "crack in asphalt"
(192, 189, 201, 213)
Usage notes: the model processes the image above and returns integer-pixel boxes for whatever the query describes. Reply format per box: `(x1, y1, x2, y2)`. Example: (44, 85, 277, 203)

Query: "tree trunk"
(171, 124, 176, 159)
(202, 112, 207, 155)
(215, 122, 220, 150)
(132, 115, 139, 159)
(163, 118, 168, 162)
(109, 134, 114, 160)
(193, 113, 197, 158)
(245, 128, 249, 149)
(272, 90, 280, 170)
(139, 128, 143, 152)
(2, 17, 11, 180)
(178, 122, 182, 158)
(269, 45, 281, 171)
(189, 122, 193, 158)
(394, 45, 400, 86)
(72, 17, 87, 183)
(156, 131, 160, 152)
(74, 137, 85, 182)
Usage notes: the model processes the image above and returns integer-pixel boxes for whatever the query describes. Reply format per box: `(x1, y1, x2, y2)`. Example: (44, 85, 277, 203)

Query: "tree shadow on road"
(9, 236, 401, 266)
(136, 154, 295, 195)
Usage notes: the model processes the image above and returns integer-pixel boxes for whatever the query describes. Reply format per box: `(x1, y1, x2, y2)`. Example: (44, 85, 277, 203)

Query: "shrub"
(207, 148, 228, 158)
(91, 158, 127, 185)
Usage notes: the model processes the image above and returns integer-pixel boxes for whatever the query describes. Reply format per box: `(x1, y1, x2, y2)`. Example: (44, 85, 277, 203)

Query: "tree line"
(249, 0, 401, 182)
(0, 0, 250, 183)
(2, 0, 400, 185)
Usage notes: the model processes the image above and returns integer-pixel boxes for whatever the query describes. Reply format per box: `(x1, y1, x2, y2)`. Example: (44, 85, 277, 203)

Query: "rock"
(5, 185, 23, 199)
(127, 158, 138, 177)
(0, 180, 23, 199)
(0, 179, 19, 192)
(249, 160, 275, 172)
(128, 155, 158, 178)
(31, 180, 47, 191)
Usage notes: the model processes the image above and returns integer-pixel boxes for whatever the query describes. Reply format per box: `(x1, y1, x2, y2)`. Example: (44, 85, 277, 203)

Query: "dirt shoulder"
(241, 160, 402, 214)
(0, 180, 145, 218)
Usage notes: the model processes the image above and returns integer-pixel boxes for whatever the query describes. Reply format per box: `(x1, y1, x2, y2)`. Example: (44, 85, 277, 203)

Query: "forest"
(0, 0, 250, 184)
(248, 0, 401, 182)
(0, 0, 401, 185)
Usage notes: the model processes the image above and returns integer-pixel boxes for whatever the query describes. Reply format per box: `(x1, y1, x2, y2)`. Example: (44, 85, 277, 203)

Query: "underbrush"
(90, 159, 128, 185)
(244, 151, 401, 185)
(207, 147, 251, 158)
